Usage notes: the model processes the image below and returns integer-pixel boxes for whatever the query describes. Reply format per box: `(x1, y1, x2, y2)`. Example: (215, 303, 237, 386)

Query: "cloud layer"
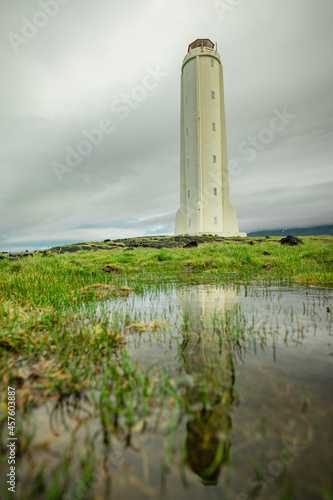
(1, 0, 332, 251)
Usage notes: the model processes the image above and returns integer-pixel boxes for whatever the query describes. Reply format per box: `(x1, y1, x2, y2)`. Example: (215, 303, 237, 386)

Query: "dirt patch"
(101, 265, 122, 274)
(261, 262, 275, 269)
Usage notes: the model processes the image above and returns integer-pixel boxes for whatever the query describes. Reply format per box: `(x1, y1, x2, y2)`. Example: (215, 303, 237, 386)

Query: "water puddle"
(3, 284, 333, 499)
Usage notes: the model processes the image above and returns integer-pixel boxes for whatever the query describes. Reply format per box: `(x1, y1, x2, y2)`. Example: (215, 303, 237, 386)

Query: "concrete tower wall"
(183, 57, 199, 232)
(200, 54, 224, 233)
(175, 41, 246, 237)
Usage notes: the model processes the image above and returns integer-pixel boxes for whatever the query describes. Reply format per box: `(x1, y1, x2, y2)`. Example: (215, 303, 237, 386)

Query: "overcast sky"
(1, 0, 332, 251)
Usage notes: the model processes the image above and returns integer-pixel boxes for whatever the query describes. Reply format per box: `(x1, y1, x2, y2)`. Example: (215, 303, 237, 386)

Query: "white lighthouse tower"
(175, 39, 246, 237)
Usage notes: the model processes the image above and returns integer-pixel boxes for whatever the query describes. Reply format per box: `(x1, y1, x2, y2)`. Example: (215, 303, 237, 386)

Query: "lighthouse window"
(186, 128, 188, 136)
(211, 59, 214, 67)
(211, 91, 215, 99)
(214, 217, 217, 225)
(212, 122, 216, 131)
(213, 155, 216, 163)
(187, 159, 189, 167)
(214, 188, 217, 196)
(185, 97, 188, 104)
(188, 190, 190, 199)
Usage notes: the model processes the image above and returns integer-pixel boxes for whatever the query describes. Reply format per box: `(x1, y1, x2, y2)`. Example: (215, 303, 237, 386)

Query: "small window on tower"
(214, 217, 217, 225)
(187, 159, 189, 167)
(189, 218, 191, 227)
(213, 155, 216, 163)
(186, 128, 188, 136)
(212, 122, 216, 131)
(211, 91, 215, 100)
(185, 97, 188, 104)
(188, 190, 190, 199)
(214, 188, 217, 196)
(211, 59, 214, 67)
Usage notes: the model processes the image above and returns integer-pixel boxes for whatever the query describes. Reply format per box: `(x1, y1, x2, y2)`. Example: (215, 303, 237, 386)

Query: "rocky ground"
(0, 234, 314, 260)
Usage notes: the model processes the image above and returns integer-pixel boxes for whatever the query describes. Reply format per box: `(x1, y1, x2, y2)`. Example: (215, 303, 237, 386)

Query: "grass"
(0, 235, 332, 498)
(2, 236, 333, 299)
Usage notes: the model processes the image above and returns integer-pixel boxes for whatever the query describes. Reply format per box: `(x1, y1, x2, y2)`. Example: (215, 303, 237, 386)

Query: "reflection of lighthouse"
(178, 286, 238, 485)
(178, 285, 239, 332)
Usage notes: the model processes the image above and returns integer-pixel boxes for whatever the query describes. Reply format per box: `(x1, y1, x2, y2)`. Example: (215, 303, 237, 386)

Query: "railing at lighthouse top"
(182, 45, 221, 69)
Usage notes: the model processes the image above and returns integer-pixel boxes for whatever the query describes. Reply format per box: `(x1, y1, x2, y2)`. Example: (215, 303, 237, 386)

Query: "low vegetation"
(0, 234, 332, 393)
(0, 235, 332, 498)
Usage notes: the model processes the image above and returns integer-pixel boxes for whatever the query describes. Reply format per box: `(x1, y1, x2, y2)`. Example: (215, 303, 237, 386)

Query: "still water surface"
(16, 284, 333, 499)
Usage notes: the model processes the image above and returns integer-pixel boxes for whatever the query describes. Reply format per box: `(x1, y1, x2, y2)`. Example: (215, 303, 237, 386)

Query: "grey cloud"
(0, 0, 332, 250)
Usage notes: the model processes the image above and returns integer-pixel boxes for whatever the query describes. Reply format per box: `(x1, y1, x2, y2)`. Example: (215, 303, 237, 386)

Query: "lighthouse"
(175, 39, 246, 237)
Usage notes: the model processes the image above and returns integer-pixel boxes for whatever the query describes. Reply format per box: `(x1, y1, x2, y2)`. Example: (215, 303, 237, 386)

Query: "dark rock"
(280, 235, 304, 246)
(0, 256, 5, 260)
(157, 256, 163, 261)
(183, 241, 198, 248)
(104, 239, 111, 242)
(248, 241, 254, 245)
(262, 251, 271, 256)
(265, 236, 270, 238)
